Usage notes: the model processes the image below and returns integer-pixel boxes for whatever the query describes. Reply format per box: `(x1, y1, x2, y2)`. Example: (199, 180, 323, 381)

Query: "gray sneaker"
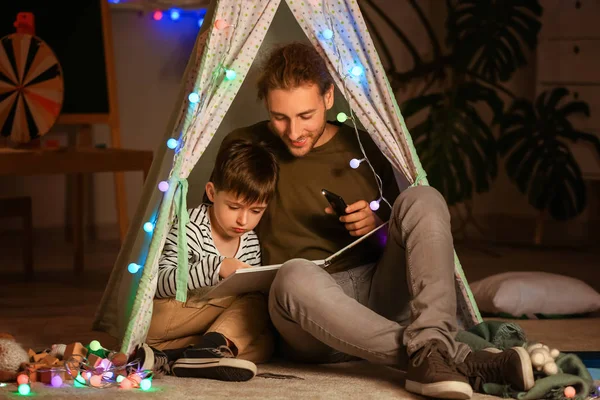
(405, 340, 473, 399)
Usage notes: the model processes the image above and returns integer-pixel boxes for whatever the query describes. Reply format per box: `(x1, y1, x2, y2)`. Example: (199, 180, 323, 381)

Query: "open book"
(192, 222, 388, 301)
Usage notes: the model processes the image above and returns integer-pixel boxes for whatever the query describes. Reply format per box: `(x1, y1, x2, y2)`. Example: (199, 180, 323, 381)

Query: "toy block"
(39, 368, 69, 385)
(87, 354, 103, 368)
(27, 349, 36, 362)
(32, 351, 48, 363)
(42, 355, 60, 366)
(64, 342, 87, 359)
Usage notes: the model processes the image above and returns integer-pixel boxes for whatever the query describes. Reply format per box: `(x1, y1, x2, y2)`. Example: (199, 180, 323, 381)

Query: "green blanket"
(456, 321, 596, 400)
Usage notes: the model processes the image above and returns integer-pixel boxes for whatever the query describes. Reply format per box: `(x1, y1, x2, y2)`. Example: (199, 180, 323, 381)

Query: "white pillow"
(470, 272, 600, 317)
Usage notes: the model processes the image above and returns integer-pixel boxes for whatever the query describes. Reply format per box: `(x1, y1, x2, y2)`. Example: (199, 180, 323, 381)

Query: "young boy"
(136, 138, 279, 382)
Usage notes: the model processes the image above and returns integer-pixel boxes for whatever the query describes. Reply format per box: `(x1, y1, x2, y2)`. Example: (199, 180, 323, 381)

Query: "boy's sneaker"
(457, 347, 534, 393)
(171, 345, 257, 382)
(405, 339, 473, 399)
(129, 343, 171, 375)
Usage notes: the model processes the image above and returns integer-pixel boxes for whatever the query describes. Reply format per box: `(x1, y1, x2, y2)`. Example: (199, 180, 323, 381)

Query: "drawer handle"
(574, 45, 580, 54)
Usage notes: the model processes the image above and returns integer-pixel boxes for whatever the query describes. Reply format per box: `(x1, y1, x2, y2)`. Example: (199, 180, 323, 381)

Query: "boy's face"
(206, 183, 268, 239)
(265, 83, 334, 158)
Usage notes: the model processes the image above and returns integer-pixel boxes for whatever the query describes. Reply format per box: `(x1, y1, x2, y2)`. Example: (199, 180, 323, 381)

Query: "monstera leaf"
(402, 82, 503, 205)
(447, 0, 542, 82)
(498, 88, 600, 220)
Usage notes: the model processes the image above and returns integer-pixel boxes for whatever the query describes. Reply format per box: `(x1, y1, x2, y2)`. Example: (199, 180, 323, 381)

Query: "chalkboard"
(0, 1, 110, 114)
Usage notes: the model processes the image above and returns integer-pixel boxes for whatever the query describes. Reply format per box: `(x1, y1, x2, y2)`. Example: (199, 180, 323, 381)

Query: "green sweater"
(223, 121, 400, 273)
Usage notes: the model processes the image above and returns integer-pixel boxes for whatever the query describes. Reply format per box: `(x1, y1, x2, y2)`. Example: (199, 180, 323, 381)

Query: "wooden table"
(0, 147, 153, 274)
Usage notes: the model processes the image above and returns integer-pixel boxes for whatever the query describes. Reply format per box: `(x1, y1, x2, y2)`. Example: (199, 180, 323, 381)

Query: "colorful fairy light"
(152, 11, 163, 21)
(140, 378, 152, 391)
(116, 375, 125, 383)
(143, 222, 155, 233)
(17, 383, 30, 395)
(337, 112, 348, 123)
(369, 200, 380, 211)
(214, 19, 228, 30)
(322, 29, 333, 39)
(225, 69, 237, 80)
(170, 9, 181, 21)
(158, 181, 169, 192)
(17, 375, 28, 385)
(198, 18, 204, 27)
(128, 263, 141, 274)
(349, 158, 363, 169)
(188, 93, 200, 103)
(89, 340, 102, 352)
(50, 375, 63, 387)
(166, 138, 178, 149)
(351, 65, 363, 77)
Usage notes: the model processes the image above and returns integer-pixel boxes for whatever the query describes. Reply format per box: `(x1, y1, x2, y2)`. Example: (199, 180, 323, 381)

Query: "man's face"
(266, 83, 334, 157)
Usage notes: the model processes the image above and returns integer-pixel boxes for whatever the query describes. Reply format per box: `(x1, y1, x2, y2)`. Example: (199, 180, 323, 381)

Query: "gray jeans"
(268, 186, 471, 369)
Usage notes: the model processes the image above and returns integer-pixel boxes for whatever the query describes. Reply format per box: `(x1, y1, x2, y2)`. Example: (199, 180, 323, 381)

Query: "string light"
(225, 69, 237, 80)
(188, 93, 200, 103)
(349, 158, 364, 169)
(51, 375, 63, 387)
(158, 181, 169, 192)
(198, 18, 204, 27)
(370, 200, 380, 211)
(322, 29, 333, 39)
(166, 138, 178, 149)
(18, 384, 31, 395)
(337, 112, 348, 123)
(140, 378, 152, 391)
(351, 65, 364, 77)
(214, 19, 229, 30)
(116, 375, 125, 383)
(143, 222, 155, 233)
(169, 9, 181, 21)
(89, 340, 102, 352)
(152, 11, 163, 21)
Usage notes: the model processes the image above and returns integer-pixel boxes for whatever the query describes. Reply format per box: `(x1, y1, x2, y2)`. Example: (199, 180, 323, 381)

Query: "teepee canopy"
(94, 0, 481, 355)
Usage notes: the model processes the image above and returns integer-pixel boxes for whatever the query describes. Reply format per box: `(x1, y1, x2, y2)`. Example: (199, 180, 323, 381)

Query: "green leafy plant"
(499, 88, 600, 220)
(360, 0, 599, 222)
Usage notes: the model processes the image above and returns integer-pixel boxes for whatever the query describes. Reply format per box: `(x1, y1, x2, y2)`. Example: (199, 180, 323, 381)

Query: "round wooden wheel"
(0, 33, 64, 143)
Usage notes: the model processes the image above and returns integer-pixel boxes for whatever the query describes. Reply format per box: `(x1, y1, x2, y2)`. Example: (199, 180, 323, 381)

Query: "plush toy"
(0, 333, 29, 382)
(526, 342, 560, 376)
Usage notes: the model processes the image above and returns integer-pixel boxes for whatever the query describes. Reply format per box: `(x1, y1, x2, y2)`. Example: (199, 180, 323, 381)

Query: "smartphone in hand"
(322, 189, 348, 216)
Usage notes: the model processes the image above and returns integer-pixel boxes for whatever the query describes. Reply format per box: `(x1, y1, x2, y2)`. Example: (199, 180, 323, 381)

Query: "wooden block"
(39, 368, 69, 385)
(87, 354, 103, 368)
(63, 342, 87, 362)
(32, 352, 48, 363)
(42, 355, 60, 366)
(27, 349, 36, 362)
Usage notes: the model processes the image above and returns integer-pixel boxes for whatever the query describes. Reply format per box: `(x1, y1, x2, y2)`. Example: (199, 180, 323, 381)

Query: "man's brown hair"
(257, 42, 334, 100)
(210, 138, 279, 205)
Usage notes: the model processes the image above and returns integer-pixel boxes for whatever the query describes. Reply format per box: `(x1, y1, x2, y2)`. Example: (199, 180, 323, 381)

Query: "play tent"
(94, 0, 482, 355)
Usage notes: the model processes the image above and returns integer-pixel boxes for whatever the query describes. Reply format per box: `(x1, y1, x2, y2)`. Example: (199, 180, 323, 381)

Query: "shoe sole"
(405, 379, 473, 399)
(172, 357, 257, 382)
(511, 346, 535, 391)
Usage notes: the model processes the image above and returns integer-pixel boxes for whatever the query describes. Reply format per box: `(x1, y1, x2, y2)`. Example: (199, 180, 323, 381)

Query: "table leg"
(73, 174, 85, 273)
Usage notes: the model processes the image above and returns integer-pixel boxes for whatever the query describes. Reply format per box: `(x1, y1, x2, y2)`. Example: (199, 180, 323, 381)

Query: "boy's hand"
(219, 258, 251, 279)
(325, 200, 383, 237)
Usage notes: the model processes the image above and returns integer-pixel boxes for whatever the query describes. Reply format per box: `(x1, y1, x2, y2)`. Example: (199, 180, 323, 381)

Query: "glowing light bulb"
(140, 378, 152, 391)
(323, 29, 333, 39)
(51, 375, 63, 387)
(153, 11, 163, 21)
(143, 222, 154, 233)
(170, 9, 181, 20)
(90, 374, 103, 387)
(89, 340, 102, 351)
(158, 181, 169, 192)
(167, 138, 178, 149)
(350, 158, 361, 169)
(74, 373, 86, 387)
(188, 93, 200, 103)
(198, 18, 204, 27)
(82, 371, 92, 380)
(337, 112, 348, 123)
(214, 19, 228, 30)
(18, 384, 30, 395)
(351, 65, 364, 77)
(120, 378, 133, 389)
(129, 374, 142, 384)
(104, 371, 114, 379)
(116, 375, 125, 383)
(17, 375, 29, 385)
(225, 69, 237, 80)
(369, 200, 380, 211)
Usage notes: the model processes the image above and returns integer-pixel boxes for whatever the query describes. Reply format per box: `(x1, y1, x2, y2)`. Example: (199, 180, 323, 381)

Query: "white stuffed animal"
(526, 343, 560, 376)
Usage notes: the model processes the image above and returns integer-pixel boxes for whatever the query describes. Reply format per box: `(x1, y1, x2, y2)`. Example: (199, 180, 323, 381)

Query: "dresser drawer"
(540, 0, 600, 39)
(537, 39, 600, 83)
(537, 84, 600, 130)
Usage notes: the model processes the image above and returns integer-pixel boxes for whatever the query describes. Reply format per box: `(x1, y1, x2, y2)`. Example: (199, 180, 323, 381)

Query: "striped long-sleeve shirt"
(156, 204, 261, 298)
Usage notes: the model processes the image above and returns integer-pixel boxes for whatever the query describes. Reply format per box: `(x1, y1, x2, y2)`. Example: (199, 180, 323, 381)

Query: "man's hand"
(325, 200, 383, 237)
(219, 258, 251, 279)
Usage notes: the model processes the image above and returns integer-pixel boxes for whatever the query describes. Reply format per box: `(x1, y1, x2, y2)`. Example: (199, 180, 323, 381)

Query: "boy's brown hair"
(257, 42, 334, 100)
(210, 138, 279, 205)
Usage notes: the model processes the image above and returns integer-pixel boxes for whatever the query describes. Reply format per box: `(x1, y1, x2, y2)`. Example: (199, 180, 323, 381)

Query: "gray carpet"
(1, 233, 598, 399)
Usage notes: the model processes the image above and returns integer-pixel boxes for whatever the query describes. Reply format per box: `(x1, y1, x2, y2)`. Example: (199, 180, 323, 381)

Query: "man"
(221, 42, 534, 399)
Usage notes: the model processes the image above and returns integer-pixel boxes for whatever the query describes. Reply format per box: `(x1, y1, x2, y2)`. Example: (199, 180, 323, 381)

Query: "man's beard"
(284, 120, 327, 158)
